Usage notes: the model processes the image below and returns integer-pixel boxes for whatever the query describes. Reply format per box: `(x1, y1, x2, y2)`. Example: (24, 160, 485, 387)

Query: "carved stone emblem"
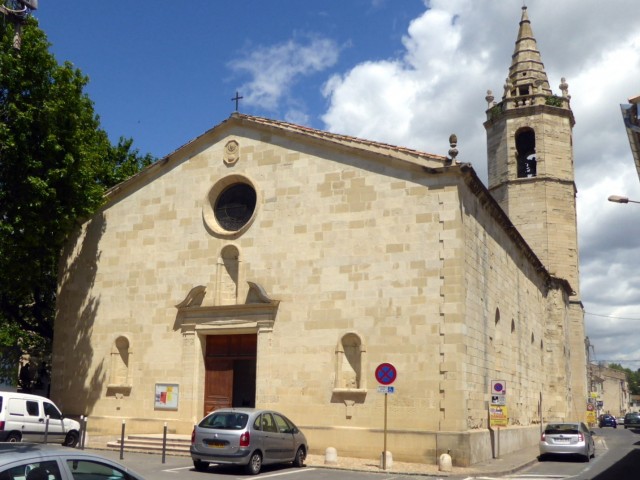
(223, 140, 240, 165)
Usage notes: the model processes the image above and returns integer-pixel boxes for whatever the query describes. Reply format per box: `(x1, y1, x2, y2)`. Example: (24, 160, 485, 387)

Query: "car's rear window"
(200, 412, 249, 430)
(545, 424, 580, 435)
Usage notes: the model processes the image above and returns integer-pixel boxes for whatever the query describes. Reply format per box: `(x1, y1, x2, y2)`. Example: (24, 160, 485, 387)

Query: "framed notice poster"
(154, 383, 179, 410)
(489, 405, 508, 427)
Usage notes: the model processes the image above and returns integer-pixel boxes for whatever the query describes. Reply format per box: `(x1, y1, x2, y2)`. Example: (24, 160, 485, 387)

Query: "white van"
(0, 392, 80, 446)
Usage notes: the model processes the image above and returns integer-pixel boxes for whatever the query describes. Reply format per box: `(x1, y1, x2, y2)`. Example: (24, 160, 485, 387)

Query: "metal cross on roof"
(231, 91, 243, 112)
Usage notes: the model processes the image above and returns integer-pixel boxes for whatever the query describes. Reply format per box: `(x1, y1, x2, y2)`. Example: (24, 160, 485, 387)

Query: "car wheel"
(293, 446, 305, 467)
(245, 452, 262, 475)
(193, 460, 209, 472)
(6, 432, 21, 443)
(63, 431, 79, 447)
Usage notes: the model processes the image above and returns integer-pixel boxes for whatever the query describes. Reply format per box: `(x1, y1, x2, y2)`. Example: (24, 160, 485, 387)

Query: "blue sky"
(34, 1, 640, 369)
(37, 1, 425, 159)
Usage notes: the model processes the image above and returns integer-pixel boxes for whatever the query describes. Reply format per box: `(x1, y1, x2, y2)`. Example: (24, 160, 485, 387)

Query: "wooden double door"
(204, 334, 257, 416)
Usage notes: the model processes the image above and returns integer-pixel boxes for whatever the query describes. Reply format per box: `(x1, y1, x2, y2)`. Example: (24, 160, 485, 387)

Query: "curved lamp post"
(608, 195, 640, 204)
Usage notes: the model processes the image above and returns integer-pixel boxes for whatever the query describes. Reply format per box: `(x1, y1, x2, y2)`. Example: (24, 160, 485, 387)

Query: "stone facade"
(51, 7, 586, 467)
(52, 113, 575, 466)
(589, 364, 629, 417)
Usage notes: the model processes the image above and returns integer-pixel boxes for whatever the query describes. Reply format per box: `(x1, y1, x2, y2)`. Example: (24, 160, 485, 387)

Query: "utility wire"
(585, 312, 640, 321)
(596, 360, 640, 364)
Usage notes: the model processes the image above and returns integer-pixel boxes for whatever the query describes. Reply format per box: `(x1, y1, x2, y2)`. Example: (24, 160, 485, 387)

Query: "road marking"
(162, 466, 193, 473)
(253, 468, 317, 478)
(463, 476, 569, 480)
(161, 466, 318, 476)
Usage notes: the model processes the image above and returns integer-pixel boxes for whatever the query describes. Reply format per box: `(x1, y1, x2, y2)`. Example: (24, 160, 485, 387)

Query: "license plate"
(206, 440, 226, 448)
(555, 439, 569, 444)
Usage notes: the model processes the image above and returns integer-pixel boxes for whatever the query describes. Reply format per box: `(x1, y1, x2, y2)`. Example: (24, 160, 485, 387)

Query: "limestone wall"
(52, 119, 573, 466)
(457, 185, 572, 430)
(53, 123, 453, 437)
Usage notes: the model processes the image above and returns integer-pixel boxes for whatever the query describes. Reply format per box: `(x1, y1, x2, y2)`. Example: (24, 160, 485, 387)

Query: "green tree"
(0, 15, 153, 385)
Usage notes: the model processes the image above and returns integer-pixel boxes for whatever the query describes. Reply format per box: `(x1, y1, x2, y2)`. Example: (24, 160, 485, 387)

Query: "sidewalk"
(303, 444, 540, 477)
(304, 436, 608, 477)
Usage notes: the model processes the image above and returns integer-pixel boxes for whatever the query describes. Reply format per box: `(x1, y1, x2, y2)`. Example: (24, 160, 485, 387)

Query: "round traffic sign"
(375, 363, 397, 385)
(491, 380, 506, 395)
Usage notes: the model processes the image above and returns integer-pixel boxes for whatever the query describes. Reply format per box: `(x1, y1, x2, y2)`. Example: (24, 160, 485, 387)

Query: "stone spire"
(484, 6, 586, 421)
(503, 5, 552, 100)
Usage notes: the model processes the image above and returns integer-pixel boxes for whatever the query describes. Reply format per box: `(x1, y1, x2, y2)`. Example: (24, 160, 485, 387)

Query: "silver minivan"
(190, 408, 308, 475)
(0, 392, 81, 447)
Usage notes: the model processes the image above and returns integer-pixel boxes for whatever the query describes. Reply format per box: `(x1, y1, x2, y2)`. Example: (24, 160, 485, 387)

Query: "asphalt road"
(468, 425, 640, 480)
(88, 449, 441, 480)
(86, 426, 640, 480)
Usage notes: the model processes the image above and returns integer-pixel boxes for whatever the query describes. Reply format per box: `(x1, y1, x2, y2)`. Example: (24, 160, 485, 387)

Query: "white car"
(539, 422, 595, 462)
(0, 392, 80, 447)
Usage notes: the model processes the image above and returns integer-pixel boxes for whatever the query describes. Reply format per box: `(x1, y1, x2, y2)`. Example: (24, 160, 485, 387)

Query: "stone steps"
(106, 433, 191, 456)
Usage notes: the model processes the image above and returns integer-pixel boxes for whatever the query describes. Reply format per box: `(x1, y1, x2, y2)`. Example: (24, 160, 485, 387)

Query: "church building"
(51, 7, 586, 466)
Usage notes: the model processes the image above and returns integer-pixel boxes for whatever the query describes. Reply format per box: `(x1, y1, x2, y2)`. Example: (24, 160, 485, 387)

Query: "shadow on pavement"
(591, 449, 640, 480)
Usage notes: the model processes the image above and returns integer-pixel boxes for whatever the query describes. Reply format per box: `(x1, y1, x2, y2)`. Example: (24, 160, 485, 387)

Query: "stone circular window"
(215, 183, 256, 230)
(203, 175, 259, 237)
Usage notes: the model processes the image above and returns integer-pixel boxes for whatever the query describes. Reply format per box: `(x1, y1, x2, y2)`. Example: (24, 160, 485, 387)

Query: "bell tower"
(484, 6, 586, 418)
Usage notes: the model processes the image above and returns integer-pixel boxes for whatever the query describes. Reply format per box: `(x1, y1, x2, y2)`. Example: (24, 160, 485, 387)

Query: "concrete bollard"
(380, 451, 393, 469)
(438, 453, 452, 472)
(324, 447, 338, 465)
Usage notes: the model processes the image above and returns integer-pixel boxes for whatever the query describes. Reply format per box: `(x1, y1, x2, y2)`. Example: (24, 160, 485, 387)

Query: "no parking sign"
(491, 380, 506, 395)
(375, 363, 397, 386)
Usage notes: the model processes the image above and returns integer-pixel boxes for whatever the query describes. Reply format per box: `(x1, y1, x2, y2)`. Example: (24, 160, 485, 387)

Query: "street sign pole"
(489, 380, 507, 460)
(383, 392, 388, 470)
(375, 363, 397, 471)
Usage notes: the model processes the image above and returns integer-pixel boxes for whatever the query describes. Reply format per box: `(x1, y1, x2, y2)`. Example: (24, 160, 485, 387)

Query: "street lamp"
(608, 195, 640, 204)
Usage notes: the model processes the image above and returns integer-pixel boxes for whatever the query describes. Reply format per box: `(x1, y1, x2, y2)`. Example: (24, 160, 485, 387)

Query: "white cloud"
(284, 109, 310, 126)
(227, 0, 640, 367)
(321, 3, 495, 167)
(229, 36, 339, 111)
(322, 62, 422, 144)
(319, 0, 640, 367)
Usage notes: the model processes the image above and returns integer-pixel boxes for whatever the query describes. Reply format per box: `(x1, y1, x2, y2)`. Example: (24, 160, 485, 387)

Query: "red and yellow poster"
(154, 383, 179, 410)
(490, 405, 508, 427)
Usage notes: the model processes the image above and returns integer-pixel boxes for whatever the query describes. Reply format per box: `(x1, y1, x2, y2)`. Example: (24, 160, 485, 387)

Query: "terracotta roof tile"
(233, 113, 447, 164)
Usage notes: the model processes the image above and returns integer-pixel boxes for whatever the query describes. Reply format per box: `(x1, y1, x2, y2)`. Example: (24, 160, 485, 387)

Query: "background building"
(621, 94, 640, 181)
(589, 363, 630, 418)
